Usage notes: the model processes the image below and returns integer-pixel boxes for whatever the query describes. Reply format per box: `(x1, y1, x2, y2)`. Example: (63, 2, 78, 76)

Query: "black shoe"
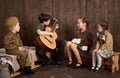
(35, 61, 41, 65)
(17, 68, 24, 72)
(66, 64, 73, 67)
(41, 62, 48, 67)
(66, 61, 73, 67)
(55, 61, 63, 66)
(93, 67, 101, 72)
(41, 59, 51, 67)
(44, 59, 52, 66)
(23, 67, 34, 74)
(72, 63, 82, 69)
(90, 66, 95, 72)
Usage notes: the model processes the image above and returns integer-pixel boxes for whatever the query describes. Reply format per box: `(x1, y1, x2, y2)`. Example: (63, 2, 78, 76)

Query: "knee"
(70, 43, 77, 49)
(92, 52, 96, 56)
(66, 41, 72, 47)
(96, 52, 99, 55)
(19, 53, 26, 58)
(38, 50, 45, 56)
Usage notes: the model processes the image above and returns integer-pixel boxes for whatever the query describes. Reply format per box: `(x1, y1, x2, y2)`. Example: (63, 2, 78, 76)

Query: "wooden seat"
(102, 52, 120, 73)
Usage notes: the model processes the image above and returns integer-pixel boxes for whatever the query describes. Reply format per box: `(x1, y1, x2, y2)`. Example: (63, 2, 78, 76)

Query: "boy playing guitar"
(35, 13, 65, 66)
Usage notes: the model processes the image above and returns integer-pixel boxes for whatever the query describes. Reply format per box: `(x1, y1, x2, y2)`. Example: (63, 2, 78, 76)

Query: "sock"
(96, 52, 102, 68)
(92, 52, 96, 68)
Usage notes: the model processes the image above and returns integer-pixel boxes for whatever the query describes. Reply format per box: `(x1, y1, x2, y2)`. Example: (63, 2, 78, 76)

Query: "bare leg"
(70, 43, 82, 66)
(66, 41, 73, 64)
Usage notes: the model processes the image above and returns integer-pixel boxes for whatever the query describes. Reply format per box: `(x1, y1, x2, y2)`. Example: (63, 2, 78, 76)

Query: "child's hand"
(18, 47, 25, 52)
(92, 49, 98, 53)
(50, 33, 55, 37)
(55, 24, 59, 30)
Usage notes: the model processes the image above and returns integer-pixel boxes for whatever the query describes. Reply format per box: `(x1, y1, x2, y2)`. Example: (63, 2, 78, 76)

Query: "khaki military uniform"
(4, 31, 31, 69)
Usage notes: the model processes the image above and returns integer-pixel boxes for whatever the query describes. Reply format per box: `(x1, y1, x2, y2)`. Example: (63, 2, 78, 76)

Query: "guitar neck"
(51, 20, 57, 32)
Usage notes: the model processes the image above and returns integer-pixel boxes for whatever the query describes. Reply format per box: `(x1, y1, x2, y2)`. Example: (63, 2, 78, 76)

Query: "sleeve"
(100, 32, 113, 50)
(95, 41, 100, 49)
(4, 36, 19, 50)
(87, 33, 93, 47)
(36, 24, 43, 31)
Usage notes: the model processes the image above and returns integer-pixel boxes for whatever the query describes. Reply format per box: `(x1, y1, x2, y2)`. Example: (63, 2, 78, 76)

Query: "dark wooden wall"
(0, 0, 120, 51)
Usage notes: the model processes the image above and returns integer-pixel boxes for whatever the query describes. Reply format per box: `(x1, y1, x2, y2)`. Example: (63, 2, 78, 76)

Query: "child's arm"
(92, 41, 99, 53)
(100, 32, 113, 50)
(36, 29, 54, 36)
(4, 36, 19, 50)
(95, 41, 100, 50)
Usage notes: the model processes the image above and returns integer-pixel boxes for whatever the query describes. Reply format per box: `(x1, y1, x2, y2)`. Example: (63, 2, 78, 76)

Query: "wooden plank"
(4, 0, 19, 17)
(79, 0, 87, 17)
(100, 0, 108, 20)
(0, 0, 6, 48)
(64, 0, 74, 40)
(0, 0, 120, 51)
(72, 0, 81, 37)
(112, 0, 120, 51)
(86, 0, 96, 31)
(56, 0, 66, 40)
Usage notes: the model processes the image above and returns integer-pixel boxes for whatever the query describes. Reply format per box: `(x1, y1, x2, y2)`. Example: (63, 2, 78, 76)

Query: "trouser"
(7, 49, 31, 69)
(92, 52, 102, 68)
(36, 44, 49, 64)
(52, 40, 65, 61)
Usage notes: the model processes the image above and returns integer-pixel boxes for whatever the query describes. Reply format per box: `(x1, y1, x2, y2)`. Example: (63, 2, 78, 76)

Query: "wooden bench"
(0, 46, 40, 78)
(112, 52, 120, 73)
(82, 52, 120, 73)
(10, 46, 40, 77)
(103, 52, 120, 73)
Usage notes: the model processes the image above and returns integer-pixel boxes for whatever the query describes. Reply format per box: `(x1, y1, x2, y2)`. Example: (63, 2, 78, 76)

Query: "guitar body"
(36, 27, 57, 51)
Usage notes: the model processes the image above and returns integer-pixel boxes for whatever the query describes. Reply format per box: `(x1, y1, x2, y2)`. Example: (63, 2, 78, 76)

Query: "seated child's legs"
(70, 43, 82, 64)
(66, 41, 73, 61)
(91, 52, 102, 71)
(92, 52, 96, 67)
(36, 45, 49, 64)
(96, 52, 102, 68)
(66, 41, 72, 48)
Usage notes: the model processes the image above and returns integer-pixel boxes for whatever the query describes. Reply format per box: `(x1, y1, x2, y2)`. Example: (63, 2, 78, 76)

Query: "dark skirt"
(78, 48, 89, 58)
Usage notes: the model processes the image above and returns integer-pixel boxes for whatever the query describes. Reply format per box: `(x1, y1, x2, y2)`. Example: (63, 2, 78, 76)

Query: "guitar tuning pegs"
(53, 18, 58, 21)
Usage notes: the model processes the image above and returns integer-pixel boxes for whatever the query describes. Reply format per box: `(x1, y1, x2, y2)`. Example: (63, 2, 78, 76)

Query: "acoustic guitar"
(36, 19, 58, 51)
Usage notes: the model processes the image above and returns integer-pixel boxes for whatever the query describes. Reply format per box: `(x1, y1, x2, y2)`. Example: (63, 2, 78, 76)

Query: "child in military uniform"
(4, 16, 34, 74)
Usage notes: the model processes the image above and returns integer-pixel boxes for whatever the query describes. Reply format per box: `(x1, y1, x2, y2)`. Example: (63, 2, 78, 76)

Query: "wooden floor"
(13, 65, 120, 78)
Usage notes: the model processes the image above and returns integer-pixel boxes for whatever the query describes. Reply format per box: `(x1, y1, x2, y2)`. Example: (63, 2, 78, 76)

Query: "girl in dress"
(66, 17, 93, 68)
(91, 21, 113, 72)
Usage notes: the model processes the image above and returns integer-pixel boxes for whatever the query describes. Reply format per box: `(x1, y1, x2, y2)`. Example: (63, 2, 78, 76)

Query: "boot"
(23, 66, 34, 74)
